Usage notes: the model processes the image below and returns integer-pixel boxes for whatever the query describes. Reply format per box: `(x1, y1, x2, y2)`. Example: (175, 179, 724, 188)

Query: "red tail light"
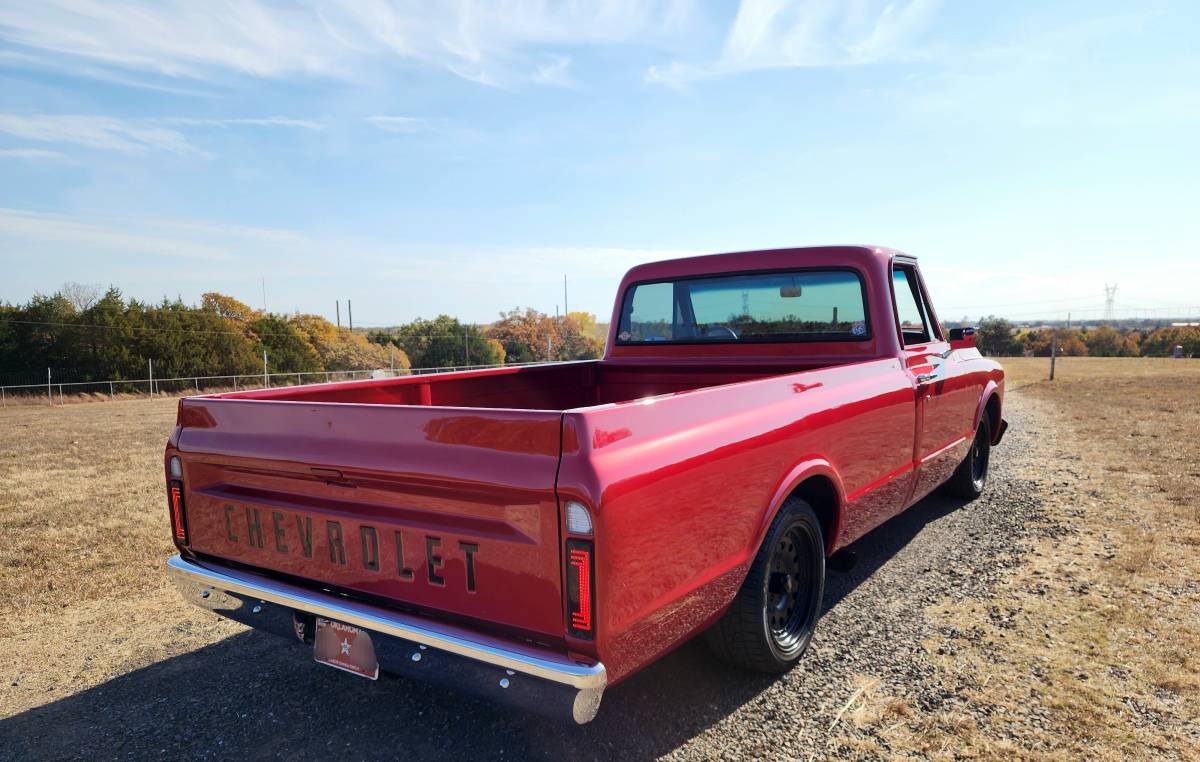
(168, 480, 188, 544)
(566, 539, 594, 638)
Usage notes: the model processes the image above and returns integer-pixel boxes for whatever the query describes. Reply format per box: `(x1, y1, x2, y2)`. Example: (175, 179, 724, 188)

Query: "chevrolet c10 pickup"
(165, 246, 1006, 723)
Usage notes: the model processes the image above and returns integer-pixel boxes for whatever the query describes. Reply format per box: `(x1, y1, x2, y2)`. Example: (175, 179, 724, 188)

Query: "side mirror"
(949, 326, 976, 350)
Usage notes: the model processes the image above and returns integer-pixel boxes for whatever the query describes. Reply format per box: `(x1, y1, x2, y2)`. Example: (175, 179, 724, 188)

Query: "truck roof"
(620, 245, 909, 284)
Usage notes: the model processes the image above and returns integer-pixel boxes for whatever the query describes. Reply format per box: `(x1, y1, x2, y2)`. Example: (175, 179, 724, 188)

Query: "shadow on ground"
(0, 493, 968, 761)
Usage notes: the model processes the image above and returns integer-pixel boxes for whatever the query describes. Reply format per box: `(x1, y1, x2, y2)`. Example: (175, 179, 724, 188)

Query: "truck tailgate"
(175, 398, 565, 639)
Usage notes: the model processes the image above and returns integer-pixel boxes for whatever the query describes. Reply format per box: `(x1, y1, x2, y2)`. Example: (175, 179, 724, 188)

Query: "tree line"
(0, 283, 605, 386)
(973, 317, 1199, 358)
(366, 308, 604, 368)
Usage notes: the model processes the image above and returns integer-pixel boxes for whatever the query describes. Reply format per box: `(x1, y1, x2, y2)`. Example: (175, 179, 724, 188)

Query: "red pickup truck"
(165, 246, 1005, 723)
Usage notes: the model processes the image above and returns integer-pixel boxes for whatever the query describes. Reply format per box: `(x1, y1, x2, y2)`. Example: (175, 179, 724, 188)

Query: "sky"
(1, 0, 1198, 326)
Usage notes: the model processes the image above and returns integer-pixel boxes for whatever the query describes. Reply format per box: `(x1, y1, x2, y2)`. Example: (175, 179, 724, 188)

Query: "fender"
(973, 381, 1002, 443)
(754, 458, 846, 558)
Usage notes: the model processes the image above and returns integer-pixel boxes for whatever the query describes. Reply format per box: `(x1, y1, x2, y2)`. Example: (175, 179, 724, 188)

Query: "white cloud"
(0, 114, 196, 154)
(377, 246, 696, 284)
(647, 0, 940, 86)
(0, 148, 67, 160)
(0, 206, 696, 321)
(0, 208, 231, 260)
(158, 117, 326, 130)
(0, 1, 697, 87)
(532, 55, 574, 87)
(364, 116, 431, 133)
(889, 9, 1200, 128)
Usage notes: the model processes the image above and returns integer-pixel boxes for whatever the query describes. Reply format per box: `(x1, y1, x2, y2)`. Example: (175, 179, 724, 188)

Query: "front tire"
(944, 416, 991, 499)
(705, 497, 825, 673)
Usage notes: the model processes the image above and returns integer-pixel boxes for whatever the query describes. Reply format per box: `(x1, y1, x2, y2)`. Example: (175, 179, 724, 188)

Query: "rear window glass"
(617, 270, 869, 344)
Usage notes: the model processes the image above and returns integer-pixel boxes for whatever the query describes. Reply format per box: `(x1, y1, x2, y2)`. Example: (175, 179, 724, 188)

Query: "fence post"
(296, 372, 301, 386)
(109, 381, 114, 401)
(149, 359, 154, 398)
(263, 351, 269, 388)
(47, 368, 52, 407)
(194, 377, 199, 392)
(1, 386, 5, 408)
(1049, 331, 1058, 381)
(234, 375, 238, 391)
(59, 384, 64, 405)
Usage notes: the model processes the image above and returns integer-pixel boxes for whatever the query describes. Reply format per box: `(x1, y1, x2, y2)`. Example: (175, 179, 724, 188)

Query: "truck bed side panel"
(560, 359, 915, 681)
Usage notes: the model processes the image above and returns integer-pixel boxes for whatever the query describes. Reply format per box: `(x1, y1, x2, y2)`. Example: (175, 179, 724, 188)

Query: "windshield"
(616, 269, 870, 344)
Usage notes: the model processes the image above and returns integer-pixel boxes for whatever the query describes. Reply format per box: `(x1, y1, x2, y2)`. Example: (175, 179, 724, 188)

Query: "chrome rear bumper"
(167, 554, 606, 723)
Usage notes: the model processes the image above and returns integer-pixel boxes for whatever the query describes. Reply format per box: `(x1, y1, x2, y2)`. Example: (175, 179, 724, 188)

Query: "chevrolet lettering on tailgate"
(220, 504, 479, 592)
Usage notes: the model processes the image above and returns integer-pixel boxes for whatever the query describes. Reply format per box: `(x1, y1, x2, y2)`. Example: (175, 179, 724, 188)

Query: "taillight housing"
(167, 455, 188, 545)
(566, 538, 594, 638)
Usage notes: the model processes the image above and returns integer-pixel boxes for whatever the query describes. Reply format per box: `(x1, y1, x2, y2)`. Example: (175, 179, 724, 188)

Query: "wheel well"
(984, 394, 1001, 440)
(790, 476, 839, 552)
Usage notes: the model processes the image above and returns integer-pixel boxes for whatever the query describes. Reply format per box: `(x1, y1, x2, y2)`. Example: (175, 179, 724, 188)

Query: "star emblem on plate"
(340, 638, 351, 655)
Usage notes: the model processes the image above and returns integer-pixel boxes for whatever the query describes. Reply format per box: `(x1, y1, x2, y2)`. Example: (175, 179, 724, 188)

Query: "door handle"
(915, 372, 938, 385)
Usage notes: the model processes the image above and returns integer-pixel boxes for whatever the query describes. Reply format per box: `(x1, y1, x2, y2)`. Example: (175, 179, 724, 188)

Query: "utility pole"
(1103, 284, 1118, 322)
(336, 301, 341, 329)
(348, 300, 354, 332)
(564, 274, 568, 317)
(262, 276, 267, 312)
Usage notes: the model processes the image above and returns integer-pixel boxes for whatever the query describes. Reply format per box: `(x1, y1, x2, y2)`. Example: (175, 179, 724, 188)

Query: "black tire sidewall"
(758, 501, 826, 666)
(969, 417, 992, 494)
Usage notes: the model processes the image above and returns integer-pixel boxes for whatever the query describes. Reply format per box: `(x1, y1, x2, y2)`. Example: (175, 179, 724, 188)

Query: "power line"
(937, 293, 1106, 311)
(992, 305, 1199, 319)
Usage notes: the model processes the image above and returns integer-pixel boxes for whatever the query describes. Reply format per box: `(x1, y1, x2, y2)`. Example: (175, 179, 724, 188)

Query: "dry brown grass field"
(0, 357, 1196, 759)
(859, 357, 1200, 758)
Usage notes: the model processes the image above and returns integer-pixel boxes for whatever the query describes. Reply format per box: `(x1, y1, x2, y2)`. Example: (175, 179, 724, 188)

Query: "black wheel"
(943, 416, 991, 499)
(705, 497, 825, 673)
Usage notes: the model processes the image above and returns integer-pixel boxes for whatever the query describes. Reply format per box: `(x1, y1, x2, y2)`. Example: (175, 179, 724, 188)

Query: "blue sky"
(1, 0, 1197, 325)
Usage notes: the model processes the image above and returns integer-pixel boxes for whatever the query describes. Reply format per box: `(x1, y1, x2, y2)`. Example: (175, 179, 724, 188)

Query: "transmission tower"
(741, 290, 750, 316)
(1103, 283, 1118, 321)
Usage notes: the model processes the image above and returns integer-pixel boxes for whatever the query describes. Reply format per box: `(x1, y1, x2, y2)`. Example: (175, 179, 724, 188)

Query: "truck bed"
(172, 359, 854, 646)
(207, 359, 844, 410)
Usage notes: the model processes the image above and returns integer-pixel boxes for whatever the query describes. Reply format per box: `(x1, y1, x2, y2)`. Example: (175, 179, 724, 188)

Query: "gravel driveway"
(0, 394, 1054, 761)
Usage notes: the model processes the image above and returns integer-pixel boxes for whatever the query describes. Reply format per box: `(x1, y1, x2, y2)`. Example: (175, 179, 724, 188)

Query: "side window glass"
(892, 267, 932, 345)
(625, 282, 674, 341)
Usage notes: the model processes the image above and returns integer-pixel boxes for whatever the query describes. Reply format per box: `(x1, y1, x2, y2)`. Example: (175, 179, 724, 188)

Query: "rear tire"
(943, 416, 991, 499)
(705, 497, 825, 673)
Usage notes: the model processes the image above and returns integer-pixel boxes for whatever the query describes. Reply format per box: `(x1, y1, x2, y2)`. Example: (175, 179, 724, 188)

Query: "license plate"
(313, 618, 379, 680)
